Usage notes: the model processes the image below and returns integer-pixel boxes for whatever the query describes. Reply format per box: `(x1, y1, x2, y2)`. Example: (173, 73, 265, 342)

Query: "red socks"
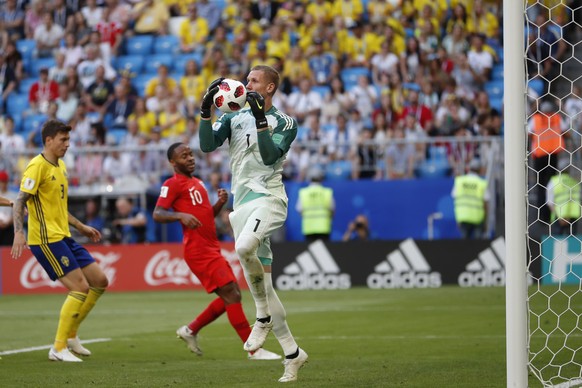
(225, 302, 252, 343)
(188, 297, 225, 334)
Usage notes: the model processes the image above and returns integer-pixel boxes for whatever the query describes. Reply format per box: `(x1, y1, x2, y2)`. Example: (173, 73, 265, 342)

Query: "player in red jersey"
(153, 142, 280, 361)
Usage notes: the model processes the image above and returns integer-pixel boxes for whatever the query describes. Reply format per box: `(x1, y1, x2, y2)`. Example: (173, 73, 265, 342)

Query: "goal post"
(504, 0, 528, 386)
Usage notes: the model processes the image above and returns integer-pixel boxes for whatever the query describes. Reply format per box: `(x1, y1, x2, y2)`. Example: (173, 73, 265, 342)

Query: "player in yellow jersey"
(11, 120, 109, 362)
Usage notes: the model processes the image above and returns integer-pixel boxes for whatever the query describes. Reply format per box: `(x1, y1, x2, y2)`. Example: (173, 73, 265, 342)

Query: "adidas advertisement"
(271, 237, 537, 290)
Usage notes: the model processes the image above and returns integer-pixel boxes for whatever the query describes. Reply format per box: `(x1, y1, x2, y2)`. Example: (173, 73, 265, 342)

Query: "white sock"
(264, 273, 298, 356)
(235, 233, 270, 318)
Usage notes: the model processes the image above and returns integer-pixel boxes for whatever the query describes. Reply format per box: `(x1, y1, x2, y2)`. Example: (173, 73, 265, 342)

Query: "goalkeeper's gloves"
(200, 78, 225, 119)
(246, 91, 268, 129)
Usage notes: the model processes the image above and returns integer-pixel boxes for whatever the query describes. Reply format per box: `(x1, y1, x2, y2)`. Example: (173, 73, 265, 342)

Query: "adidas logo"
(234, 123, 243, 130)
(275, 240, 350, 290)
(368, 238, 441, 289)
(458, 237, 505, 287)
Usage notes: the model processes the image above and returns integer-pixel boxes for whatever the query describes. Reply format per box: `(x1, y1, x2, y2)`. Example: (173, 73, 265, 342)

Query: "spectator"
(451, 52, 479, 101)
(51, 0, 75, 30)
(320, 75, 353, 125)
(385, 127, 415, 179)
(205, 25, 233, 58)
(106, 0, 132, 31)
(447, 126, 476, 177)
(69, 103, 93, 146)
(467, 0, 499, 42)
(131, 0, 169, 35)
(105, 84, 135, 130)
(83, 65, 115, 114)
(445, 4, 468, 35)
(0, 55, 17, 115)
(95, 8, 124, 57)
(159, 97, 186, 140)
(145, 64, 177, 98)
(4, 40, 23, 82)
(0, 170, 16, 245)
(1, 0, 25, 41)
(59, 32, 84, 69)
(354, 129, 381, 180)
(0, 116, 25, 152)
(399, 36, 423, 83)
(251, 0, 280, 25)
(28, 67, 59, 114)
(146, 84, 170, 115)
(197, 0, 221, 32)
(78, 45, 117, 90)
(34, 13, 64, 58)
(80, 0, 103, 28)
(435, 94, 471, 136)
(64, 65, 84, 98)
(342, 214, 371, 241)
(110, 196, 147, 244)
(442, 22, 470, 57)
(399, 89, 433, 129)
(467, 33, 493, 87)
(178, 5, 209, 54)
(308, 37, 338, 86)
(49, 52, 68, 84)
(68, 11, 92, 46)
(73, 138, 104, 185)
(118, 69, 139, 99)
(25, 0, 45, 40)
(286, 78, 322, 125)
(371, 40, 399, 86)
(296, 167, 335, 241)
(349, 75, 379, 120)
(56, 82, 78, 123)
(119, 119, 141, 147)
(325, 112, 358, 162)
(83, 198, 105, 237)
(452, 158, 489, 239)
(128, 97, 157, 138)
(283, 46, 312, 87)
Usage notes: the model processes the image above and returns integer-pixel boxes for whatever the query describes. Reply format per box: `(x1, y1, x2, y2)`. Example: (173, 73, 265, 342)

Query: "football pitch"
(0, 286, 548, 387)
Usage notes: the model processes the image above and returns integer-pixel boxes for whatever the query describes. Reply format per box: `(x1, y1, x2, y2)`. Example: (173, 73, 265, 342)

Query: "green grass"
(0, 287, 572, 387)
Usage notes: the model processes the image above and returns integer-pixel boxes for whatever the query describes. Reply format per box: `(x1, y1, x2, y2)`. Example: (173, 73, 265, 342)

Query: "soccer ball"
(213, 78, 247, 113)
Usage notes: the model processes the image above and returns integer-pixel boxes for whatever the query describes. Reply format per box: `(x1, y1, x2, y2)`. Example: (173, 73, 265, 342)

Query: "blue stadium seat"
(311, 85, 331, 99)
(16, 39, 36, 73)
(173, 53, 203, 73)
(492, 64, 503, 81)
(490, 97, 503, 112)
(153, 35, 179, 55)
(22, 113, 47, 138)
(31, 58, 56, 76)
(115, 55, 144, 74)
(132, 74, 154, 97)
(415, 161, 451, 178)
(485, 80, 503, 99)
(325, 161, 352, 181)
(11, 114, 22, 132)
(528, 78, 545, 97)
(125, 35, 154, 55)
(6, 93, 29, 117)
(106, 128, 127, 145)
(143, 54, 174, 74)
(340, 67, 370, 85)
(19, 77, 37, 94)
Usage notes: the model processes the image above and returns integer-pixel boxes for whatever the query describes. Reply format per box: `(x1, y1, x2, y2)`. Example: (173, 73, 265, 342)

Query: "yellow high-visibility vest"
(550, 173, 581, 221)
(453, 174, 487, 224)
(299, 185, 333, 235)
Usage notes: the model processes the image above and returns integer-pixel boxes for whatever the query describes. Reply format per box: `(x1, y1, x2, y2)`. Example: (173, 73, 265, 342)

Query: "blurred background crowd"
(0, 0, 580, 243)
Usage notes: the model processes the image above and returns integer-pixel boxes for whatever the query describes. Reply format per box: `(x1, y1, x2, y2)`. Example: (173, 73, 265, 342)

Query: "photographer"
(342, 214, 371, 241)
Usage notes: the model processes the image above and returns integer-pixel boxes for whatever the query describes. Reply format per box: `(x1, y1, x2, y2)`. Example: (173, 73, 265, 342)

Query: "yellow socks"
(68, 287, 106, 339)
(54, 291, 87, 351)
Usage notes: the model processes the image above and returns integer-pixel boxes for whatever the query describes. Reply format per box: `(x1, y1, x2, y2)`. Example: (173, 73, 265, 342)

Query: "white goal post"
(506, 1, 582, 387)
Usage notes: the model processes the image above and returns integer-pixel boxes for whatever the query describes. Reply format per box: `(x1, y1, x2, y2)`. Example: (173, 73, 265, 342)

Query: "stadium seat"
(415, 161, 451, 178)
(132, 74, 154, 97)
(16, 39, 36, 73)
(19, 77, 37, 94)
(115, 55, 144, 74)
(143, 54, 174, 74)
(22, 113, 46, 137)
(311, 85, 331, 99)
(325, 160, 352, 181)
(528, 78, 545, 97)
(11, 114, 22, 132)
(153, 35, 180, 55)
(173, 53, 203, 72)
(492, 64, 503, 81)
(6, 93, 29, 117)
(490, 97, 503, 112)
(484, 80, 503, 99)
(125, 35, 154, 55)
(340, 67, 370, 85)
(30, 58, 56, 76)
(106, 128, 127, 145)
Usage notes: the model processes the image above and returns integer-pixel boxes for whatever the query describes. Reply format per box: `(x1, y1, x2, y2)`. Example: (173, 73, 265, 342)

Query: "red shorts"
(184, 256, 236, 293)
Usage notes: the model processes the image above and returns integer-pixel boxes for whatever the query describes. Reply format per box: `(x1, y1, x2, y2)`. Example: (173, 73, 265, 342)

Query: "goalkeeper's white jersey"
(213, 106, 297, 207)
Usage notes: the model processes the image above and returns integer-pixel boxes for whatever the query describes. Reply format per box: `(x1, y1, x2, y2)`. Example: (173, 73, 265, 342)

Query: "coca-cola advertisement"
(0, 243, 246, 294)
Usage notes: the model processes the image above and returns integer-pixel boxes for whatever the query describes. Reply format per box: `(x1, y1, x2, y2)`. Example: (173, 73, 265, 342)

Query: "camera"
(355, 222, 365, 228)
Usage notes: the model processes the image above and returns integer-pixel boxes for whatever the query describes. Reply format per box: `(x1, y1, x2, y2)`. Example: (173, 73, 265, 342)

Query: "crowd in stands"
(0, 0, 578, 190)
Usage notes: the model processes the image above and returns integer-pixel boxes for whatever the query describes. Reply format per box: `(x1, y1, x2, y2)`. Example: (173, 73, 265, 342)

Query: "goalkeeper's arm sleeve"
(257, 130, 283, 166)
(199, 119, 219, 152)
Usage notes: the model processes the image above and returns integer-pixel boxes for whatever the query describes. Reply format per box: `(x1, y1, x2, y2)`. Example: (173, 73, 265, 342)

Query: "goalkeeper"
(198, 66, 308, 383)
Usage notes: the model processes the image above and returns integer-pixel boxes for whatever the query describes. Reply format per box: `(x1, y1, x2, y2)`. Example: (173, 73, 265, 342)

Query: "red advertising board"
(0, 243, 247, 294)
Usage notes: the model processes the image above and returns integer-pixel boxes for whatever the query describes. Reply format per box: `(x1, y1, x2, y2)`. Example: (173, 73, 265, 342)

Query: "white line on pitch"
(0, 338, 111, 356)
(548, 379, 582, 388)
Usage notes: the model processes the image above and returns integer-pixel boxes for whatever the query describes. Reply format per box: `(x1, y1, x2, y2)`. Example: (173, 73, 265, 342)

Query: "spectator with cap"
(28, 67, 59, 114)
(452, 158, 489, 239)
(296, 167, 335, 242)
(0, 169, 17, 246)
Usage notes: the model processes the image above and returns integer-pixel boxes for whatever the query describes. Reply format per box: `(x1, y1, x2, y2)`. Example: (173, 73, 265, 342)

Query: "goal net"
(523, 1, 582, 387)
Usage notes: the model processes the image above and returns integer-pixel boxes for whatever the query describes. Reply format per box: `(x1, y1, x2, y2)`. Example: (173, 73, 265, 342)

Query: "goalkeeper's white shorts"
(229, 195, 287, 262)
